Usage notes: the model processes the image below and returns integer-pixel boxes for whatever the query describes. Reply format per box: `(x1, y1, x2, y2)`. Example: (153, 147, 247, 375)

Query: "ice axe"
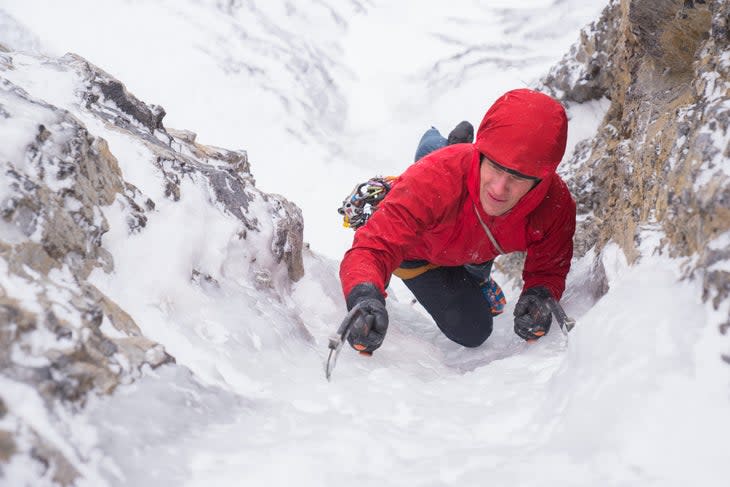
(325, 303, 374, 381)
(547, 296, 576, 335)
(526, 297, 576, 341)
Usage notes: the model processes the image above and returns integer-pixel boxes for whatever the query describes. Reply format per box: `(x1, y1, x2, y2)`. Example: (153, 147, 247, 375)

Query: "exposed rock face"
(0, 50, 304, 479)
(538, 0, 729, 321)
(67, 53, 305, 280)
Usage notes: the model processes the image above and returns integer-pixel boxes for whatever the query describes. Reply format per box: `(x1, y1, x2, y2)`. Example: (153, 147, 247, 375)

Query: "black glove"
(513, 286, 553, 340)
(345, 283, 389, 353)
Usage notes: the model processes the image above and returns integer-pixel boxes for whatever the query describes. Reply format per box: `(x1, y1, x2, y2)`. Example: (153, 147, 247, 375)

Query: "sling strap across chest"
(473, 203, 505, 255)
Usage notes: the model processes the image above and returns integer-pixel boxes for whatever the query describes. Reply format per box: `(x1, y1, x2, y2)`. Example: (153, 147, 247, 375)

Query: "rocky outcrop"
(537, 0, 729, 324)
(0, 49, 304, 479)
(0, 71, 170, 481)
(63, 53, 305, 281)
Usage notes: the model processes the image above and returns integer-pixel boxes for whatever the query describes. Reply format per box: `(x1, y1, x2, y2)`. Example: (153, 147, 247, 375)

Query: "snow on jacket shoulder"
(339, 143, 576, 301)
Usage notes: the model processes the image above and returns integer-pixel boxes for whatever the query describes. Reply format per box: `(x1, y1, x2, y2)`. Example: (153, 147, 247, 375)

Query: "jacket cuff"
(346, 283, 386, 310)
(521, 286, 553, 300)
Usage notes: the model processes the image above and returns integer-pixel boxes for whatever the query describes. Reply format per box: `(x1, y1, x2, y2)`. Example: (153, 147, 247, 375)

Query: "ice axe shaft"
(546, 297, 576, 334)
(325, 304, 373, 381)
(526, 298, 575, 343)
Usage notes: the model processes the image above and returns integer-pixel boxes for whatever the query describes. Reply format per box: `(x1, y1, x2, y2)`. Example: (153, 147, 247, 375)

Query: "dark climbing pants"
(398, 260, 494, 347)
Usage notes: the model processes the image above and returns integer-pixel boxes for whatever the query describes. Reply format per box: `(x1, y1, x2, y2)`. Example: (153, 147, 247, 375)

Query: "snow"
(708, 230, 730, 251)
(0, 259, 44, 315)
(3, 53, 79, 111)
(79, 245, 730, 487)
(0, 78, 57, 176)
(565, 97, 610, 154)
(0, 218, 27, 244)
(1, 1, 729, 486)
(0, 376, 111, 487)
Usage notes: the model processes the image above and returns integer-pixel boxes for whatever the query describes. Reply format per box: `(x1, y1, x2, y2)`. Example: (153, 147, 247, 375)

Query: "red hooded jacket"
(340, 89, 576, 301)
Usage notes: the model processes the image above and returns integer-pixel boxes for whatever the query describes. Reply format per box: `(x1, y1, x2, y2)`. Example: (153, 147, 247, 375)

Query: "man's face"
(479, 157, 539, 216)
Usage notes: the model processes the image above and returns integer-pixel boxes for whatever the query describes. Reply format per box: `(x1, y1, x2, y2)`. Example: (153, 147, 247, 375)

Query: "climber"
(339, 88, 576, 353)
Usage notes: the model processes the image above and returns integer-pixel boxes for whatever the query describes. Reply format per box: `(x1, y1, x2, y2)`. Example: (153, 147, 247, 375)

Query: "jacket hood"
(475, 89, 568, 180)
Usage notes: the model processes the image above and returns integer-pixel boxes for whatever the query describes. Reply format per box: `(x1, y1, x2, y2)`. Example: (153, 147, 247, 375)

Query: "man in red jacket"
(340, 88, 576, 353)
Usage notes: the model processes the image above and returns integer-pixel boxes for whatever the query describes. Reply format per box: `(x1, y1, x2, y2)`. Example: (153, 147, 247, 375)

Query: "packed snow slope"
(1, 1, 729, 486)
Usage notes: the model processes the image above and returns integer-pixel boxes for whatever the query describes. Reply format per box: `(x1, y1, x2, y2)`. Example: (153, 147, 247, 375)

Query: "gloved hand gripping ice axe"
(325, 303, 375, 381)
(515, 287, 576, 342)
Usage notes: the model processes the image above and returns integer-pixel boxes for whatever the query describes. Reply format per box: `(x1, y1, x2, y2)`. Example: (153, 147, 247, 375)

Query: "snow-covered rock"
(538, 0, 730, 338)
(0, 48, 303, 482)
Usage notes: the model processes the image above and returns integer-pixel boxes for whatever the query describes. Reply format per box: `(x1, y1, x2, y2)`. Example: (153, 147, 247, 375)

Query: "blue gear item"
(480, 278, 506, 316)
(464, 261, 505, 317)
(414, 127, 447, 161)
(413, 121, 475, 162)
